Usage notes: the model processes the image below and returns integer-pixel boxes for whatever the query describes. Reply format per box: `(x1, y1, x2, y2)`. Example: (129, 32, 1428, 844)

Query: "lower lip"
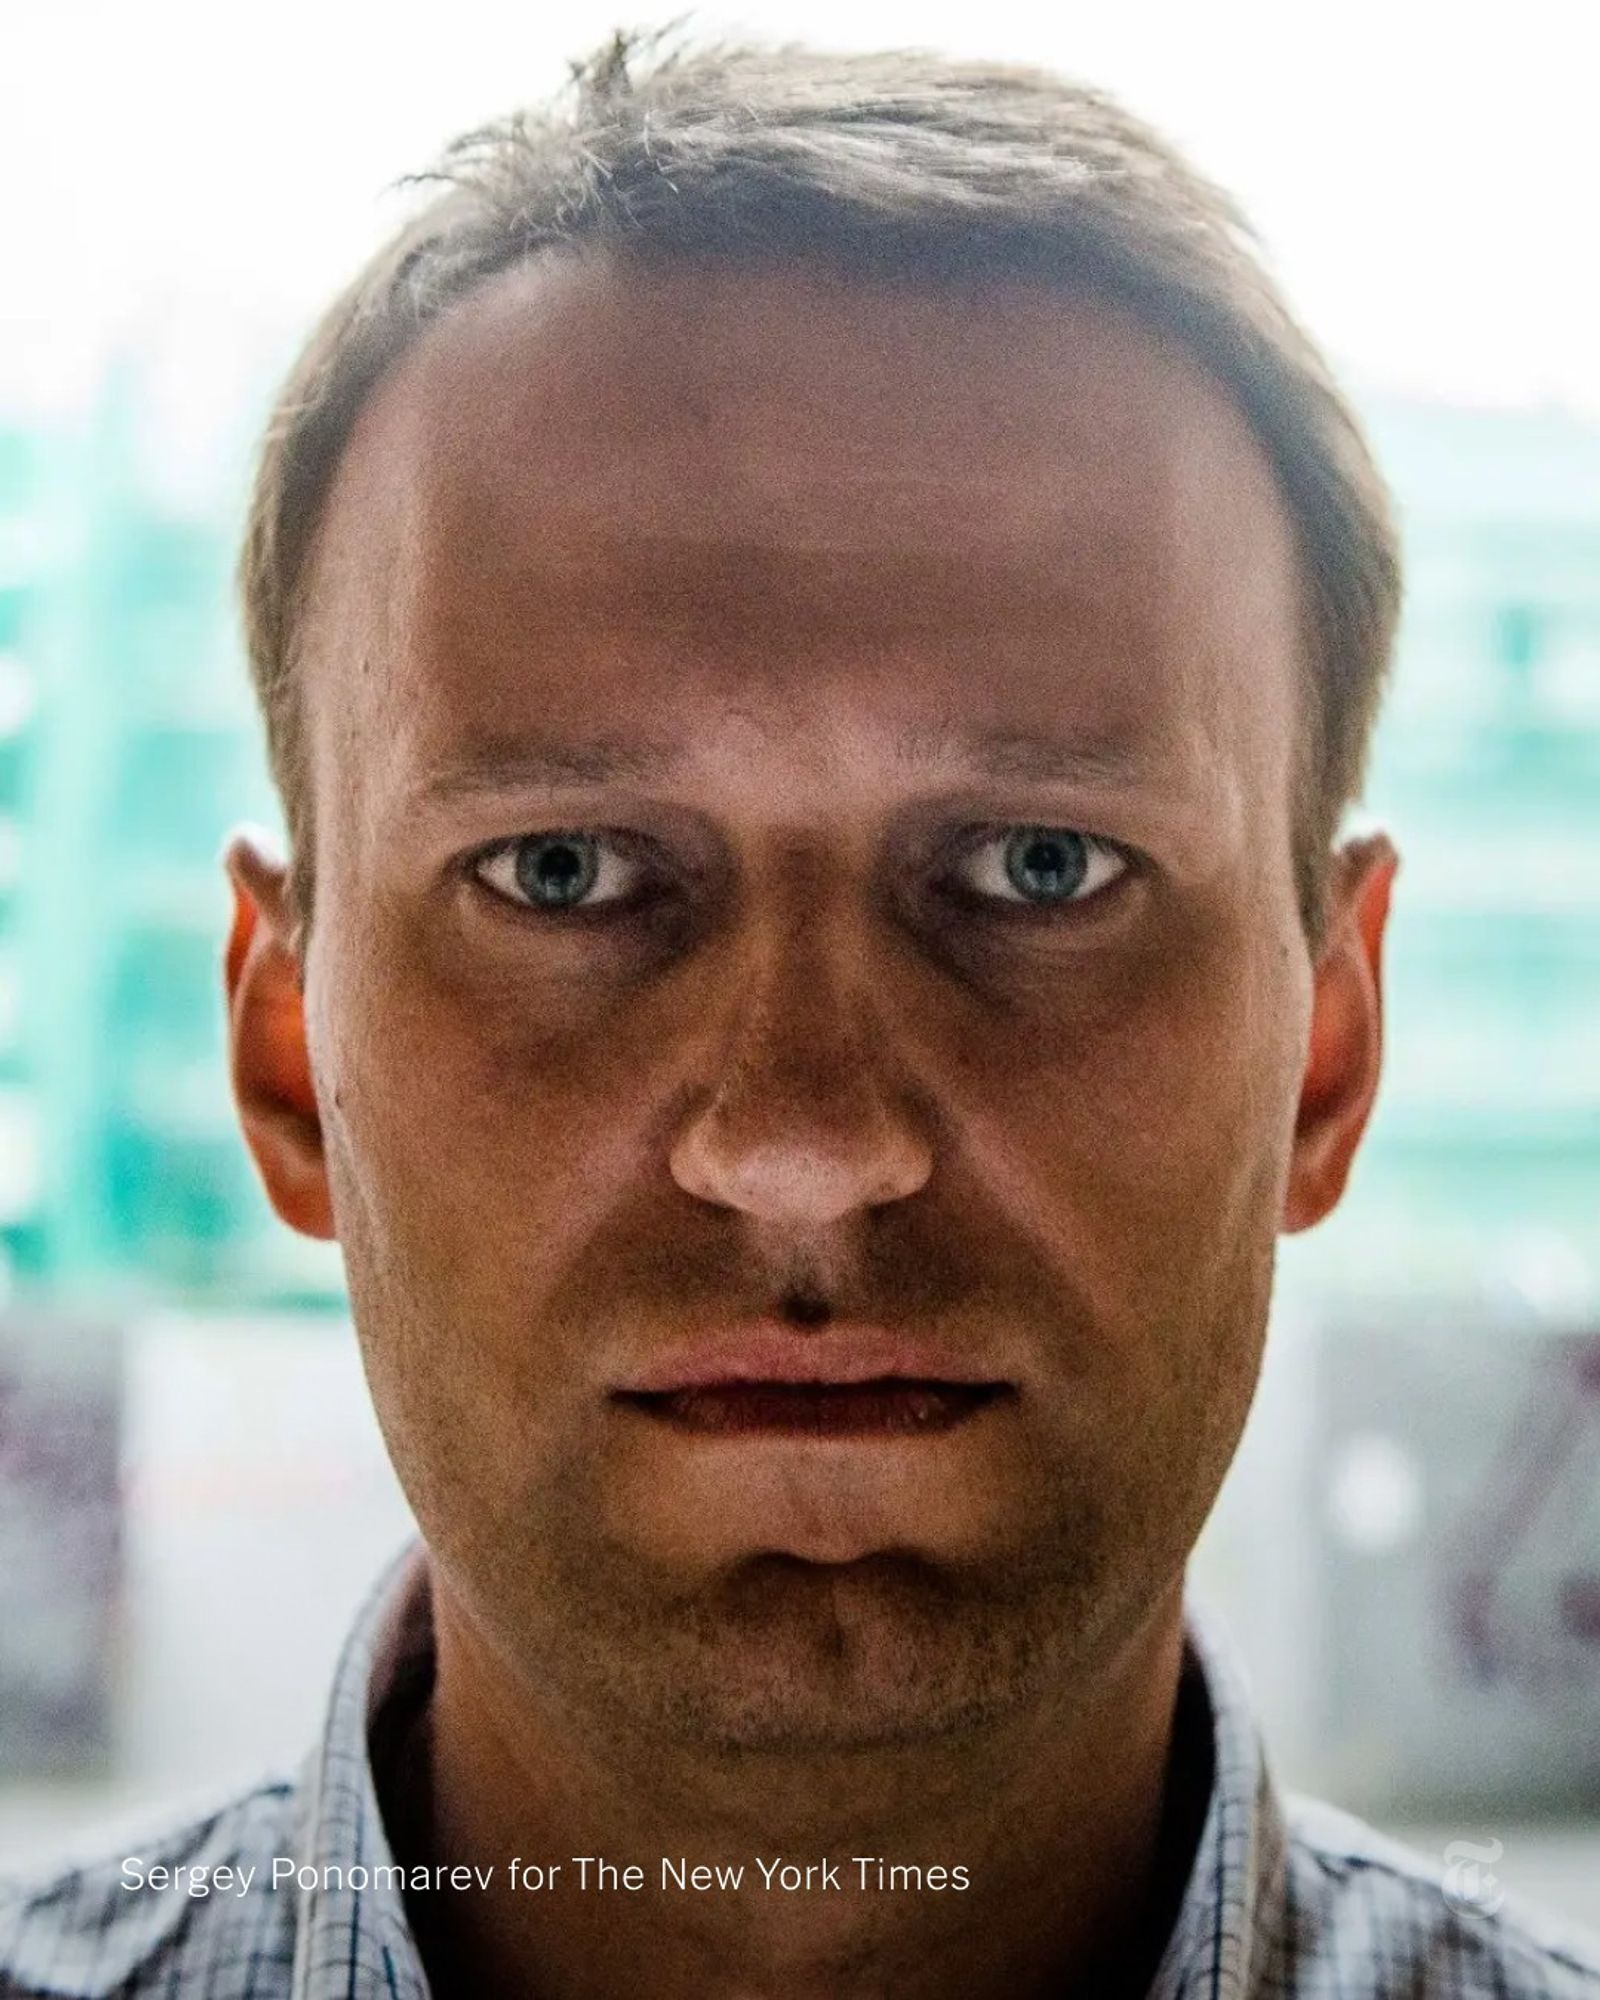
(616, 1379, 1009, 1437)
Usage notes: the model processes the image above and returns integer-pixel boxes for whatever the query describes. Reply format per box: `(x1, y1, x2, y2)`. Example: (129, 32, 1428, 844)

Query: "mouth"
(613, 1378, 1013, 1436)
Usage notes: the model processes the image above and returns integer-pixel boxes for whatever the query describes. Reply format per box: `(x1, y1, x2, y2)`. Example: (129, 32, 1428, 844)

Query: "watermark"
(1442, 1837, 1505, 1919)
(120, 1854, 973, 1900)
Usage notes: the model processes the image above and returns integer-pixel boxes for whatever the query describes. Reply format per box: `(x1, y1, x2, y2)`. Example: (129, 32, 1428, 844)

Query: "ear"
(1282, 830, 1399, 1234)
(221, 829, 335, 1240)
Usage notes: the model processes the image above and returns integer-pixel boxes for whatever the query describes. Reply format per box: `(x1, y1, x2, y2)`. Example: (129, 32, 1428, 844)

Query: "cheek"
(304, 932, 642, 1536)
(936, 907, 1304, 1305)
(309, 912, 673, 1301)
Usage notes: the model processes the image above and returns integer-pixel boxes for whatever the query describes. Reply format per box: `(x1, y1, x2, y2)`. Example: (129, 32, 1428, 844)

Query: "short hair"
(238, 22, 1401, 952)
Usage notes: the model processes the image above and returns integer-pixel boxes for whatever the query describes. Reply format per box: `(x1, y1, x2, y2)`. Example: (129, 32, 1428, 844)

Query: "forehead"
(298, 251, 1304, 827)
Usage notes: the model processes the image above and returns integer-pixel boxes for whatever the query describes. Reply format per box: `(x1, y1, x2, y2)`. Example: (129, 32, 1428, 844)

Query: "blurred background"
(0, 0, 1596, 1936)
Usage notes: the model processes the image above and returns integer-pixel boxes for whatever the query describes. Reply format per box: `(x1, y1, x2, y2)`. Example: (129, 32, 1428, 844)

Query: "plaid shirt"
(3, 1535, 1598, 1998)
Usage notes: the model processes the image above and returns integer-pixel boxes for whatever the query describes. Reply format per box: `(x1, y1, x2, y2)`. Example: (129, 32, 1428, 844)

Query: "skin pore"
(223, 253, 1396, 2000)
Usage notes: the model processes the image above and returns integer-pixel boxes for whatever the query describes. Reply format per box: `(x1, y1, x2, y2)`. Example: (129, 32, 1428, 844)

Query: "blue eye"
(469, 823, 1128, 923)
(473, 832, 644, 911)
(954, 826, 1126, 906)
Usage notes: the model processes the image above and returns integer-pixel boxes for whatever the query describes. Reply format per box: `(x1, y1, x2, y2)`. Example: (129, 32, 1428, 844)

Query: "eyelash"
(466, 826, 1134, 925)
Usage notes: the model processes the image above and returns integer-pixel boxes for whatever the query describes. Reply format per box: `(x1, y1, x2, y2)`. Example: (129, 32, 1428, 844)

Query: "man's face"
(231, 254, 1382, 1749)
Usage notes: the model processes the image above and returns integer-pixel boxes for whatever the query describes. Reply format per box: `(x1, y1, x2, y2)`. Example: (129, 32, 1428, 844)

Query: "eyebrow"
(417, 735, 682, 800)
(895, 721, 1148, 786)
(412, 721, 1151, 807)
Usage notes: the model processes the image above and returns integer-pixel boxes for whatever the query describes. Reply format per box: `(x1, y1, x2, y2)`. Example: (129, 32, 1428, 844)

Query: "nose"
(668, 894, 935, 1227)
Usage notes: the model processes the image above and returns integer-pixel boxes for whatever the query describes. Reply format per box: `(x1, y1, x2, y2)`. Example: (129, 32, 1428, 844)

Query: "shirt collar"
(1146, 1591, 1290, 1999)
(289, 1535, 433, 2000)
(289, 1536, 1287, 2000)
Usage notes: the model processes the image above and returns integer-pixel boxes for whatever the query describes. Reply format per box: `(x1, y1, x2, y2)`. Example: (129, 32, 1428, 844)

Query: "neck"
(381, 1569, 1203, 2000)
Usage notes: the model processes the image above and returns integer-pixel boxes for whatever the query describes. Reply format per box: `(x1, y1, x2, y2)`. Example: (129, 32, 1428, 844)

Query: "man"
(3, 24, 1596, 1999)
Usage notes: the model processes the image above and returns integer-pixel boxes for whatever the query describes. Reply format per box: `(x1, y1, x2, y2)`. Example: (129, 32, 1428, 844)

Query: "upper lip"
(613, 1321, 1009, 1395)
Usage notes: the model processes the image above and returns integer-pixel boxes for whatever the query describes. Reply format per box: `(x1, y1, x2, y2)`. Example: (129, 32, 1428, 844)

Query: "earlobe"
(222, 830, 336, 1242)
(1282, 832, 1399, 1235)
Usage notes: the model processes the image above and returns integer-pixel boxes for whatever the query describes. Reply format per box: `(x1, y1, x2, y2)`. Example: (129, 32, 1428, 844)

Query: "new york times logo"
(1442, 1838, 1505, 1919)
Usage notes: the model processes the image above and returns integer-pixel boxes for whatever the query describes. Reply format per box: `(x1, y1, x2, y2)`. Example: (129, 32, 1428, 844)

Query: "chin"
(583, 1548, 1089, 1754)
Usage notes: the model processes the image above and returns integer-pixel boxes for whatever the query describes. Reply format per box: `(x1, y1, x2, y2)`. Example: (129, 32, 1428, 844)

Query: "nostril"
(778, 1291, 832, 1328)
